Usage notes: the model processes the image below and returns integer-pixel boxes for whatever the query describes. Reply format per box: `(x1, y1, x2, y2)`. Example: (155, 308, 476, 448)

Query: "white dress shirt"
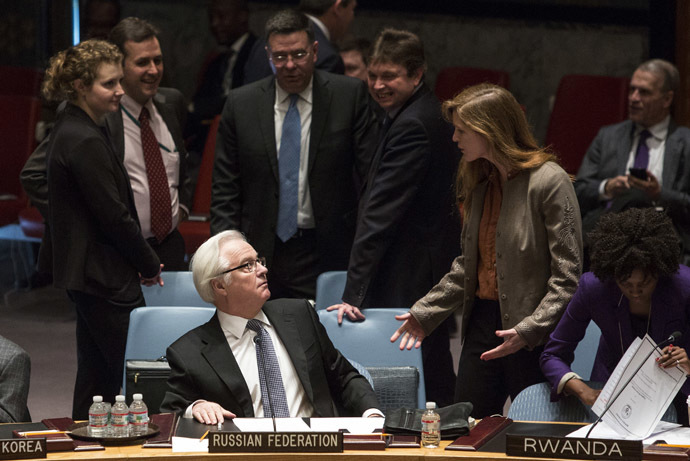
(120, 94, 181, 238)
(183, 309, 383, 419)
(274, 80, 315, 229)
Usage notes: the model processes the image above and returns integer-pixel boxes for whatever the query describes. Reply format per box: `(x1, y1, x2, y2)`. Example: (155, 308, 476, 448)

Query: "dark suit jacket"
(21, 87, 191, 220)
(341, 84, 462, 308)
(45, 104, 160, 301)
(242, 20, 344, 85)
(540, 268, 690, 400)
(210, 70, 377, 273)
(575, 119, 690, 259)
(191, 33, 259, 124)
(160, 299, 379, 416)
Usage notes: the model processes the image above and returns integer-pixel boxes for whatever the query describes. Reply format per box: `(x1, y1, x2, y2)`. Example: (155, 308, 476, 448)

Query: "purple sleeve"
(540, 273, 597, 401)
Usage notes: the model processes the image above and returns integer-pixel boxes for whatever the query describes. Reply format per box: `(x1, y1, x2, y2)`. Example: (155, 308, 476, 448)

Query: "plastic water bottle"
(421, 401, 440, 448)
(129, 393, 149, 436)
(87, 396, 108, 437)
(103, 402, 112, 436)
(110, 395, 130, 437)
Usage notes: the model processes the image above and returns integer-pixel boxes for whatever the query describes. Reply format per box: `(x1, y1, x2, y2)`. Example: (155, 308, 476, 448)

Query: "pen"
(199, 430, 210, 441)
(21, 431, 66, 436)
(658, 443, 690, 448)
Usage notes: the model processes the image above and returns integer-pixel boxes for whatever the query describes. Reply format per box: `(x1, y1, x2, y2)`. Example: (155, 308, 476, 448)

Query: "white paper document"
(590, 335, 686, 439)
(308, 417, 384, 434)
(568, 420, 680, 441)
(233, 417, 312, 432)
(171, 436, 209, 453)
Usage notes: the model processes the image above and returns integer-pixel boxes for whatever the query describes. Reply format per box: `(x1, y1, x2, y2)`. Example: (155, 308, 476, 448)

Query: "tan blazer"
(410, 162, 583, 349)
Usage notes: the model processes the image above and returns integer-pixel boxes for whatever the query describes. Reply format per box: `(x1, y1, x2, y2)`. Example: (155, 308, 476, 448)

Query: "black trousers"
(147, 228, 188, 272)
(268, 230, 320, 300)
(455, 298, 545, 418)
(69, 290, 144, 420)
(422, 316, 457, 408)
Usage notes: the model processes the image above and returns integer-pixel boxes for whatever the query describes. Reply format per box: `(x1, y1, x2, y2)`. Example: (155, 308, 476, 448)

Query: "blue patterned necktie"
(246, 319, 290, 418)
(276, 94, 301, 242)
(634, 130, 651, 169)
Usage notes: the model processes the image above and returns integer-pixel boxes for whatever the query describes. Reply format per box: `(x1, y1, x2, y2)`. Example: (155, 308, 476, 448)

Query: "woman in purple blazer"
(540, 207, 690, 423)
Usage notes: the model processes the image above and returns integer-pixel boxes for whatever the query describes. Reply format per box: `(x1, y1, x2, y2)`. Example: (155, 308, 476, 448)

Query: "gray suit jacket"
(575, 119, 690, 258)
(20, 87, 190, 220)
(160, 299, 379, 417)
(210, 70, 377, 273)
(0, 335, 31, 423)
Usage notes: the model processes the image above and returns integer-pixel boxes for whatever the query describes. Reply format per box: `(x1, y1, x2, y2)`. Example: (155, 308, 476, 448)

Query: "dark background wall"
(0, 0, 675, 141)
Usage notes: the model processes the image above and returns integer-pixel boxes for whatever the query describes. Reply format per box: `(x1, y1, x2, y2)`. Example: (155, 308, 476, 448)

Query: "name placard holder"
(209, 431, 343, 453)
(0, 438, 47, 459)
(506, 435, 642, 461)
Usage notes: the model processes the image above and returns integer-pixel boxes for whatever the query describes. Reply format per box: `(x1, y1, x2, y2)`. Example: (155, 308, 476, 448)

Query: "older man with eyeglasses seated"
(160, 231, 382, 423)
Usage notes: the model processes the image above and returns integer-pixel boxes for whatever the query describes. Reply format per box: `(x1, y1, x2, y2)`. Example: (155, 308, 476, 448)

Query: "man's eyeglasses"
(218, 257, 267, 276)
(269, 49, 311, 65)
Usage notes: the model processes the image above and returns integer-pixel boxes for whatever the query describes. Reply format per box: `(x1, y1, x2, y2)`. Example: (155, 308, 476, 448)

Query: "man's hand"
(192, 401, 235, 425)
(390, 312, 426, 350)
(565, 379, 601, 406)
(141, 264, 164, 287)
(479, 328, 527, 360)
(326, 302, 365, 325)
(628, 170, 661, 200)
(604, 175, 630, 197)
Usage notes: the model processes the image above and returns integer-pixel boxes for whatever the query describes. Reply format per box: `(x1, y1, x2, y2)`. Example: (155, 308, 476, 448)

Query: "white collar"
(217, 309, 270, 340)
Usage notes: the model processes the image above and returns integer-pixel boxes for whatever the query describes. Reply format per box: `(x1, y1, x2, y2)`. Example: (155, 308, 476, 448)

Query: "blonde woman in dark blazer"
(392, 84, 583, 417)
(41, 40, 161, 419)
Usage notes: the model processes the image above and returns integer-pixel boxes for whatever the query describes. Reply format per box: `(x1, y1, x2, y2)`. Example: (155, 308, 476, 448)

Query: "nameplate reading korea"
(506, 435, 642, 461)
(208, 431, 343, 453)
(0, 438, 47, 459)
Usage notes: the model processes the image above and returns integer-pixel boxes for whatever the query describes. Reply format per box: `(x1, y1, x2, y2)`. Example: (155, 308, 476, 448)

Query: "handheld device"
(628, 167, 648, 180)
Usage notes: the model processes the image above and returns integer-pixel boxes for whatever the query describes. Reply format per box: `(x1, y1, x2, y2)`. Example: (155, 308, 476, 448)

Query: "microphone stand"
(255, 335, 277, 432)
(585, 332, 680, 438)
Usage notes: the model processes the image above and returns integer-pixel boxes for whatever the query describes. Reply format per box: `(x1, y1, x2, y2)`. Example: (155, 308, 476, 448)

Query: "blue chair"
(314, 271, 347, 310)
(571, 322, 602, 380)
(317, 308, 425, 408)
(508, 381, 677, 423)
(141, 271, 213, 307)
(123, 306, 216, 394)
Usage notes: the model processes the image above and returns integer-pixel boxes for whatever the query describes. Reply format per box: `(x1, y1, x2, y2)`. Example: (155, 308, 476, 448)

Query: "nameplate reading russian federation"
(209, 432, 343, 453)
(0, 438, 47, 459)
(506, 435, 642, 461)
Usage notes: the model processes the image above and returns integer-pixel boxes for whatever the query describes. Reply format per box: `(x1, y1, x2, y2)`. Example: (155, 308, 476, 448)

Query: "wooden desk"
(43, 441, 519, 461)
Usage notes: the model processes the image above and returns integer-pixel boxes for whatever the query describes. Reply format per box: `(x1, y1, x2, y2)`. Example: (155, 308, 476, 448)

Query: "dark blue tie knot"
(246, 319, 263, 335)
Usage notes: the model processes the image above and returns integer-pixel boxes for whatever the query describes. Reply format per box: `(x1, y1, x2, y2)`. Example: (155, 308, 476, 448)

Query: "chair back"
(317, 308, 425, 407)
(508, 382, 596, 422)
(314, 271, 347, 310)
(434, 66, 510, 102)
(123, 306, 216, 393)
(508, 381, 677, 423)
(177, 115, 220, 255)
(570, 322, 602, 380)
(142, 271, 214, 307)
(0, 66, 43, 96)
(545, 74, 629, 174)
(0, 95, 41, 226)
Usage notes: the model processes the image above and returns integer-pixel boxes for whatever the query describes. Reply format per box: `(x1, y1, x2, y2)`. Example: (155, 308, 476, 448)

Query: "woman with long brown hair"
(392, 83, 583, 417)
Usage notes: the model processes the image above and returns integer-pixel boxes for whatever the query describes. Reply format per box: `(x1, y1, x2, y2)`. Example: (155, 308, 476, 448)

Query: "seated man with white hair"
(160, 231, 381, 423)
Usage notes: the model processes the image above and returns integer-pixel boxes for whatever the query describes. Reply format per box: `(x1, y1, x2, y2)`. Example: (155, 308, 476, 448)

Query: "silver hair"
(189, 230, 246, 303)
(637, 58, 679, 94)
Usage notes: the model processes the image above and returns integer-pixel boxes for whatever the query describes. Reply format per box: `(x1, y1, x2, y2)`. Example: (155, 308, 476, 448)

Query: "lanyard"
(120, 104, 176, 153)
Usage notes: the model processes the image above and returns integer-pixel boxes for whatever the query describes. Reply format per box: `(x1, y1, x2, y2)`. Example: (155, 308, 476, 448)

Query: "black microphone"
(254, 335, 277, 432)
(585, 331, 682, 438)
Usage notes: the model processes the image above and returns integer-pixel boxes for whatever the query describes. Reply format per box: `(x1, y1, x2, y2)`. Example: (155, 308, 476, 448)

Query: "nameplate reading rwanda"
(208, 431, 343, 453)
(0, 438, 46, 459)
(506, 435, 641, 461)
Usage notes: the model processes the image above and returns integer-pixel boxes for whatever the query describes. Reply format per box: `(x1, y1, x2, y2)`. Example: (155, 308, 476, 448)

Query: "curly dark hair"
(589, 207, 680, 282)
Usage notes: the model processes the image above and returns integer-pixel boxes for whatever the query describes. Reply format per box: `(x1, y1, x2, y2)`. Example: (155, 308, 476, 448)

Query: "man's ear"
(211, 278, 227, 296)
(663, 90, 674, 109)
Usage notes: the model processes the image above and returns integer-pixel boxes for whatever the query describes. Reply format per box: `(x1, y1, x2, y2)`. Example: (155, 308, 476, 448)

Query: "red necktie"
(139, 107, 172, 243)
